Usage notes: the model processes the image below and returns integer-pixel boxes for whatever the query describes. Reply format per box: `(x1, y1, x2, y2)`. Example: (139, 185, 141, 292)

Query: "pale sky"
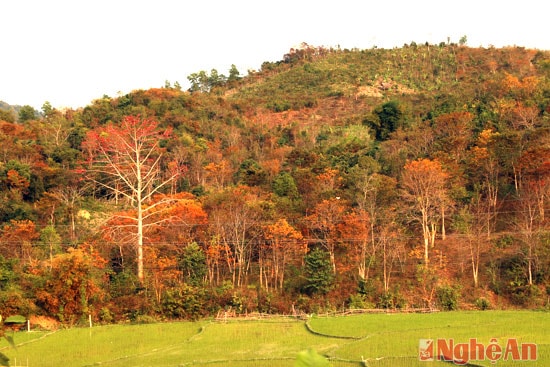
(2, 0, 549, 110)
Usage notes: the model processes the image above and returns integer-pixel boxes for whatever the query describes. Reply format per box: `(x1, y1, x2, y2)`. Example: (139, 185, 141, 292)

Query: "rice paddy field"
(0, 310, 548, 366)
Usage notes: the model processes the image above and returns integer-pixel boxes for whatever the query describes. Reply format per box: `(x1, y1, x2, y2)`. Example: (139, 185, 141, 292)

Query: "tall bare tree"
(82, 115, 183, 283)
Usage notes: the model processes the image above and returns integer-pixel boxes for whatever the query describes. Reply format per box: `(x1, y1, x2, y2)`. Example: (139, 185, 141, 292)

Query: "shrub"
(161, 285, 207, 320)
(113, 294, 152, 322)
(98, 307, 114, 323)
(348, 294, 371, 309)
(474, 297, 491, 310)
(508, 284, 541, 306)
(376, 289, 406, 310)
(436, 285, 459, 311)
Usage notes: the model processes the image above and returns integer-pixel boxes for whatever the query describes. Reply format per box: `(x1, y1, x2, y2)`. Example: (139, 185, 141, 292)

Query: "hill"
(0, 43, 549, 324)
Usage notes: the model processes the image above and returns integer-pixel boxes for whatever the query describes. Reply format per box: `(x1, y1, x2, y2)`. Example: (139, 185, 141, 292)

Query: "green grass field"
(0, 311, 548, 366)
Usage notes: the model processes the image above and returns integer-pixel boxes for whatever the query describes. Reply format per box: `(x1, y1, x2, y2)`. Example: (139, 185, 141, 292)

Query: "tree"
(82, 115, 184, 284)
(432, 111, 474, 163)
(401, 159, 448, 268)
(272, 172, 299, 199)
(178, 242, 207, 286)
(515, 175, 548, 286)
(187, 69, 227, 93)
(377, 211, 405, 294)
(468, 129, 502, 237)
(354, 163, 398, 282)
(453, 199, 489, 288)
(304, 198, 347, 274)
(206, 186, 264, 287)
(41, 101, 54, 117)
(368, 100, 404, 140)
(35, 248, 106, 323)
(17, 105, 37, 123)
(337, 209, 371, 283)
(145, 246, 181, 305)
(228, 64, 241, 83)
(40, 225, 61, 270)
(302, 248, 334, 295)
(46, 184, 87, 243)
(262, 218, 304, 291)
(235, 158, 267, 186)
(0, 220, 39, 265)
(0, 109, 15, 123)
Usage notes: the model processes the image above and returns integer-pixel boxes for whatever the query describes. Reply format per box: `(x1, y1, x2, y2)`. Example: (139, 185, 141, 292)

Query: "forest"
(0, 42, 549, 325)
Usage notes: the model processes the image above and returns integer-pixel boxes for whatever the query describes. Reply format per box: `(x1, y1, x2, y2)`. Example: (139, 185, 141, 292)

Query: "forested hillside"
(1, 42, 549, 324)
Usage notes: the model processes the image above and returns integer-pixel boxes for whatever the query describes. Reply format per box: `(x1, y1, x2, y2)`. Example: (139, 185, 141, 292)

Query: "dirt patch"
(29, 315, 59, 331)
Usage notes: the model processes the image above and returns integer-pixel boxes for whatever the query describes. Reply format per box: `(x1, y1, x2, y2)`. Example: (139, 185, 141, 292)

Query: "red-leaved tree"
(82, 115, 184, 283)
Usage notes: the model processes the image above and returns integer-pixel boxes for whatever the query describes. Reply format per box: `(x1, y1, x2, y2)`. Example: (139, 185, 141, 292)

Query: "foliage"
(161, 285, 207, 320)
(294, 349, 331, 367)
(17, 105, 37, 123)
(376, 289, 406, 309)
(302, 248, 334, 296)
(178, 242, 207, 286)
(435, 285, 460, 311)
(474, 297, 491, 310)
(0, 45, 549, 322)
(35, 248, 106, 324)
(367, 100, 405, 140)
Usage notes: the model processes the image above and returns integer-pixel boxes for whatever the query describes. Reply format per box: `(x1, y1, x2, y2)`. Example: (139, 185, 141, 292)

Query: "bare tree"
(82, 115, 183, 283)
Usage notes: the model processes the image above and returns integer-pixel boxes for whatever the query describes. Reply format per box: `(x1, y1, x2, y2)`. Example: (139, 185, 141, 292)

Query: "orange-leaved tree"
(304, 198, 348, 274)
(82, 115, 185, 284)
(401, 159, 448, 268)
(35, 247, 106, 324)
(0, 220, 40, 265)
(337, 209, 370, 282)
(262, 218, 304, 291)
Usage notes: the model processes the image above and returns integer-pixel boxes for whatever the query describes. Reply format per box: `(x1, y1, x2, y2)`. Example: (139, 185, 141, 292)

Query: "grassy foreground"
(0, 311, 548, 366)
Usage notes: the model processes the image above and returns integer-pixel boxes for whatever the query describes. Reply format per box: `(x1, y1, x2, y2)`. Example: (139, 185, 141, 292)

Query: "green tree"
(208, 68, 226, 89)
(17, 105, 37, 123)
(228, 64, 241, 83)
(272, 172, 299, 198)
(235, 159, 267, 186)
(178, 242, 207, 286)
(302, 248, 334, 295)
(187, 70, 209, 92)
(367, 100, 404, 140)
(41, 101, 54, 117)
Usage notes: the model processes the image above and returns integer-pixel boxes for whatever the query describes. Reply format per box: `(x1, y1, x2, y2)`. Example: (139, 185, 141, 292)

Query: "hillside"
(0, 43, 549, 324)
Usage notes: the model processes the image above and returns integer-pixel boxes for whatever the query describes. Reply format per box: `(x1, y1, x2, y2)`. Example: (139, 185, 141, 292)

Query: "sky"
(2, 0, 549, 110)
